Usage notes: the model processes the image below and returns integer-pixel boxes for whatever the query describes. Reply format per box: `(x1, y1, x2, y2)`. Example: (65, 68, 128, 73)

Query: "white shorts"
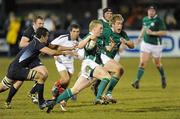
(55, 61, 74, 74)
(114, 53, 121, 62)
(75, 48, 85, 60)
(80, 59, 99, 80)
(140, 41, 163, 58)
(101, 53, 111, 64)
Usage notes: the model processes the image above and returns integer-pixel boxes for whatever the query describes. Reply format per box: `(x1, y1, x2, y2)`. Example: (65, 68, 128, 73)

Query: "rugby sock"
(6, 86, 17, 103)
(157, 66, 165, 78)
(135, 67, 144, 82)
(30, 83, 38, 94)
(36, 84, 44, 105)
(96, 78, 110, 99)
(55, 88, 72, 104)
(94, 79, 101, 88)
(106, 76, 119, 95)
(92, 79, 101, 96)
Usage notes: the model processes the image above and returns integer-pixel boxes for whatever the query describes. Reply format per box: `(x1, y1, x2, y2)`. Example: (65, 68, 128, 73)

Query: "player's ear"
(40, 35, 45, 42)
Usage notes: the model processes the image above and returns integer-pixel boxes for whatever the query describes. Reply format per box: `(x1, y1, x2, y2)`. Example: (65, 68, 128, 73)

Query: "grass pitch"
(0, 57, 180, 119)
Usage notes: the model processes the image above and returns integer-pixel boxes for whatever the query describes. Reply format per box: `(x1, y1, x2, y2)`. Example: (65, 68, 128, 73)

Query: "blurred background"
(0, 0, 179, 57)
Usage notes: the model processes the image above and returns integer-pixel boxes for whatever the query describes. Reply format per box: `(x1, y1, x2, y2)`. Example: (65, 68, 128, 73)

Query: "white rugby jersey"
(51, 34, 82, 64)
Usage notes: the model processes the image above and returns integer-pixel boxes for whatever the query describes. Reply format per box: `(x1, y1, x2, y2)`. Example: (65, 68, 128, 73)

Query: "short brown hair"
(89, 20, 102, 32)
(110, 14, 124, 26)
(33, 16, 44, 22)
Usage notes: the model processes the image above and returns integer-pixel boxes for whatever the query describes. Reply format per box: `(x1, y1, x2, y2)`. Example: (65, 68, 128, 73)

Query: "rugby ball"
(85, 40, 96, 50)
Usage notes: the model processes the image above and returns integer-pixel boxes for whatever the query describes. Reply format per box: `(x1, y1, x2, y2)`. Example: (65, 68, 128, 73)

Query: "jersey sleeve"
(103, 28, 112, 46)
(158, 18, 166, 30)
(35, 40, 46, 50)
(142, 17, 147, 26)
(121, 31, 130, 41)
(22, 27, 34, 39)
(51, 35, 66, 45)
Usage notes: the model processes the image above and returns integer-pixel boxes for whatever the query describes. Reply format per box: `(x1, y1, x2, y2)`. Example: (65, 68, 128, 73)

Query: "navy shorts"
(7, 64, 30, 81)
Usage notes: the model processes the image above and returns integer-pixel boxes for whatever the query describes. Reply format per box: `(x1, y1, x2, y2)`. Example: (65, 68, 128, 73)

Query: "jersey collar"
(102, 17, 109, 23)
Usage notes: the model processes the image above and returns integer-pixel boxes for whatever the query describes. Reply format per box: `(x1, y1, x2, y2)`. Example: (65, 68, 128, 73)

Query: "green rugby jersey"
(143, 15, 166, 45)
(83, 33, 103, 64)
(99, 19, 111, 29)
(101, 28, 129, 58)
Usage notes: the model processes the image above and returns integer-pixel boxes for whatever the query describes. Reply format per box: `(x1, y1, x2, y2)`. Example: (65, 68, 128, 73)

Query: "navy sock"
(6, 86, 17, 103)
(30, 83, 38, 94)
(36, 84, 44, 105)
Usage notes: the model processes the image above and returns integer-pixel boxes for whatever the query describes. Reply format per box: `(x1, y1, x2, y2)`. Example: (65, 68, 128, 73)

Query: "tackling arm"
(19, 36, 30, 48)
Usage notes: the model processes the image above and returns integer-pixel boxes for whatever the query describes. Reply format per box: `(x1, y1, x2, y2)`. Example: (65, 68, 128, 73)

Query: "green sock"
(96, 78, 110, 99)
(55, 88, 73, 104)
(106, 76, 119, 95)
(135, 67, 144, 82)
(157, 66, 165, 78)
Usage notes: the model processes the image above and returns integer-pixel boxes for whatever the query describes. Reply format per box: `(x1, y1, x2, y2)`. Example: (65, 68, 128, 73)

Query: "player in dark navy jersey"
(0, 27, 74, 110)
(5, 16, 47, 108)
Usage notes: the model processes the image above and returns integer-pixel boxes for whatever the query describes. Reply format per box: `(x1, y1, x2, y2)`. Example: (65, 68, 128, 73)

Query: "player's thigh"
(71, 76, 91, 94)
(153, 57, 162, 67)
(1, 76, 14, 89)
(32, 65, 48, 79)
(93, 65, 111, 80)
(27, 69, 44, 81)
(103, 59, 122, 72)
(140, 52, 151, 64)
(59, 70, 70, 80)
(80, 59, 99, 80)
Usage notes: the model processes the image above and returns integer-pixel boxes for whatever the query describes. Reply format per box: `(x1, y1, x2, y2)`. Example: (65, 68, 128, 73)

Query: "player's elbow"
(127, 41, 135, 49)
(158, 31, 167, 36)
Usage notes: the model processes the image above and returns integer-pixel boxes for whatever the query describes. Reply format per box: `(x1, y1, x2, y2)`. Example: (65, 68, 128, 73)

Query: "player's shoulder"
(155, 16, 163, 22)
(120, 30, 128, 36)
(55, 34, 69, 40)
(24, 26, 34, 33)
(98, 19, 104, 23)
(58, 34, 69, 39)
(143, 16, 149, 21)
(83, 33, 91, 40)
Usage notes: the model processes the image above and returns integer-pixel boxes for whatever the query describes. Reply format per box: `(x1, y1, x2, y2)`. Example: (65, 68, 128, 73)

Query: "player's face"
(70, 28, 80, 40)
(147, 8, 156, 18)
(42, 33, 49, 44)
(34, 19, 44, 29)
(93, 24, 103, 37)
(104, 11, 113, 21)
(112, 20, 123, 34)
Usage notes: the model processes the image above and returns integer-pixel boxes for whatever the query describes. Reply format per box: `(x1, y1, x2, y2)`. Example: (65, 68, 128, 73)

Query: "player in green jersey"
(46, 20, 112, 113)
(99, 7, 113, 29)
(100, 14, 134, 103)
(91, 7, 113, 96)
(132, 5, 167, 89)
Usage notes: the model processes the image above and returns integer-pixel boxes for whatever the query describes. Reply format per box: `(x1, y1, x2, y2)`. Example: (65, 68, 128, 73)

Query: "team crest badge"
(151, 22, 155, 27)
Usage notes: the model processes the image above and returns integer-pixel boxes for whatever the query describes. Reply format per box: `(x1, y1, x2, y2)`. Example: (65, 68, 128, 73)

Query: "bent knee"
(103, 72, 111, 79)
(139, 62, 145, 68)
(1, 76, 14, 89)
(119, 68, 124, 76)
(71, 87, 80, 95)
(40, 71, 48, 80)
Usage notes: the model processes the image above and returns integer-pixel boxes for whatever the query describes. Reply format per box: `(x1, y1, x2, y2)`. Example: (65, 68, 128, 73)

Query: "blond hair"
(110, 14, 124, 26)
(89, 20, 102, 32)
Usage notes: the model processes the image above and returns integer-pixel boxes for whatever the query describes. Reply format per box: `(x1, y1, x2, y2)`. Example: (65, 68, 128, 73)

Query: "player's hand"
(146, 29, 153, 35)
(109, 37, 115, 47)
(89, 34, 97, 40)
(120, 38, 127, 45)
(72, 43, 78, 50)
(134, 38, 141, 45)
